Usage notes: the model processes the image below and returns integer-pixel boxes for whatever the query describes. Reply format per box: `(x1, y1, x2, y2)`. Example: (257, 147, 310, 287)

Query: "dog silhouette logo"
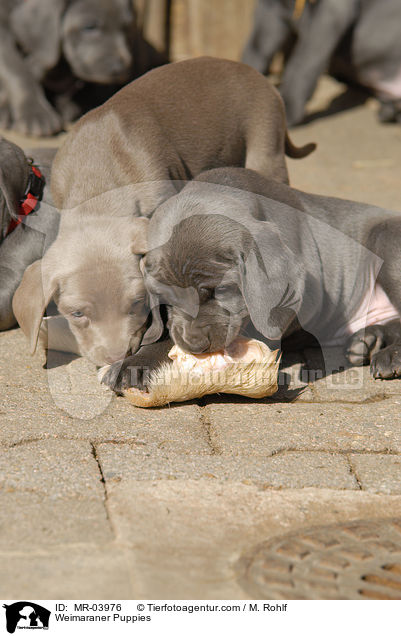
(3, 602, 50, 633)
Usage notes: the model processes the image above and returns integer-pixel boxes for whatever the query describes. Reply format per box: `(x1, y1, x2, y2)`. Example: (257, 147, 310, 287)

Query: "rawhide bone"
(116, 337, 280, 408)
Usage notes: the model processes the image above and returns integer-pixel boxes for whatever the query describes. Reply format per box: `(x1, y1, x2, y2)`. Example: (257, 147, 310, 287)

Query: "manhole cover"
(236, 518, 401, 599)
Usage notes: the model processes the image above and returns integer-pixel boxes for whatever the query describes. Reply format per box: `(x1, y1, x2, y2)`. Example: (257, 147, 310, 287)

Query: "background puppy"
(0, 0, 166, 136)
(0, 137, 59, 330)
(127, 167, 401, 387)
(13, 57, 315, 367)
(242, 0, 401, 125)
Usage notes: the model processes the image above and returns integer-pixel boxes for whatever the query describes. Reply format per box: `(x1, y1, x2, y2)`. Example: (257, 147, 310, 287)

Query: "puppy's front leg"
(100, 339, 172, 394)
(242, 1, 291, 75)
(280, 0, 358, 125)
(0, 29, 62, 135)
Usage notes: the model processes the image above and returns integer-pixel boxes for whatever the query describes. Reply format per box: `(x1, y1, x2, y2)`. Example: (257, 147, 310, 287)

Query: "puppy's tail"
(285, 132, 316, 159)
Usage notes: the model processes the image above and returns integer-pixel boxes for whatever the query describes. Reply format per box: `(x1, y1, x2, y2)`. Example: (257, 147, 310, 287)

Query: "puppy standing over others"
(0, 0, 166, 136)
(101, 167, 401, 392)
(13, 57, 316, 367)
(242, 0, 401, 125)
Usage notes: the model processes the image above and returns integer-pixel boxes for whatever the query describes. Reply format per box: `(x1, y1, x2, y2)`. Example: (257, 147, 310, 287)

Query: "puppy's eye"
(198, 288, 212, 302)
(129, 298, 147, 315)
(216, 284, 236, 295)
(71, 310, 84, 318)
(82, 22, 100, 32)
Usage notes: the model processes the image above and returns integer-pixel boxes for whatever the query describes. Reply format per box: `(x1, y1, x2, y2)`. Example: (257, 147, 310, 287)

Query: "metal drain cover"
(236, 518, 401, 599)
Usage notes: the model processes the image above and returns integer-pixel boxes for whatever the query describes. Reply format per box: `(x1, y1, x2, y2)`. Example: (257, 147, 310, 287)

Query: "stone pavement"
(1, 76, 401, 600)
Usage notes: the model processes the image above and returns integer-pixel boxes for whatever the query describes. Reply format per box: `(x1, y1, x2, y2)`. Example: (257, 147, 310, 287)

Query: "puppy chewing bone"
(99, 337, 280, 408)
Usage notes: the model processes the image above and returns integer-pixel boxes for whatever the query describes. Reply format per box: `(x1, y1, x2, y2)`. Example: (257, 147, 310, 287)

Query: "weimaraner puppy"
(101, 166, 401, 392)
(242, 0, 401, 125)
(12, 57, 316, 367)
(0, 0, 166, 136)
(0, 137, 59, 330)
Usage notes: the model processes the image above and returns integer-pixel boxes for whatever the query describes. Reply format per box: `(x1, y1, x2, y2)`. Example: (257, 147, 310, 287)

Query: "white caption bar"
(1, 600, 398, 635)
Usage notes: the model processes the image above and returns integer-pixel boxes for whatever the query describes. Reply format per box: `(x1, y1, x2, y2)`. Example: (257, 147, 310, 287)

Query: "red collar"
(6, 163, 45, 236)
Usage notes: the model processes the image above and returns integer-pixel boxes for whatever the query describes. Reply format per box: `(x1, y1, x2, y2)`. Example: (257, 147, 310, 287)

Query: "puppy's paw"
(53, 94, 82, 125)
(100, 340, 173, 395)
(100, 357, 151, 394)
(378, 100, 401, 124)
(371, 344, 401, 379)
(345, 325, 386, 366)
(13, 97, 63, 136)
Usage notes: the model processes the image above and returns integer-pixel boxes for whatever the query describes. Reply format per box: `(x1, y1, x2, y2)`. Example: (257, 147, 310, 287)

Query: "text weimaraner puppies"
(12, 57, 316, 367)
(243, 0, 401, 125)
(102, 166, 401, 391)
(0, 0, 166, 136)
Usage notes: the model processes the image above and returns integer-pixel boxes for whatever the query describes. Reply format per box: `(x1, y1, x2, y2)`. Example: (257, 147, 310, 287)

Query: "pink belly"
(326, 282, 399, 346)
(362, 66, 401, 99)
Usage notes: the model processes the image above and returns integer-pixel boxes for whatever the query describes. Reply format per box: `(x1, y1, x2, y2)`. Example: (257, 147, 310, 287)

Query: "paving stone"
(349, 454, 401, 494)
(105, 481, 401, 599)
(0, 389, 208, 451)
(0, 341, 208, 450)
(0, 440, 103, 497)
(206, 400, 401, 455)
(0, 440, 113, 548)
(0, 329, 48, 389)
(275, 351, 315, 402)
(97, 444, 357, 490)
(303, 347, 401, 401)
(1, 330, 208, 452)
(0, 492, 112, 549)
(289, 82, 401, 211)
(0, 547, 134, 599)
(258, 451, 358, 489)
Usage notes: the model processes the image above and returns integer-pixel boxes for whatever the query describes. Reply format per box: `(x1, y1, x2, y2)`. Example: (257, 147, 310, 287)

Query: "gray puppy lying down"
(0, 137, 59, 330)
(102, 167, 401, 393)
(12, 57, 315, 367)
(0, 0, 166, 136)
(242, 0, 401, 125)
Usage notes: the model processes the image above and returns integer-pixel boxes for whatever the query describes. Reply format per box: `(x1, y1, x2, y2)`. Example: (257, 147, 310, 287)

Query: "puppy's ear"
(0, 137, 30, 227)
(141, 304, 164, 346)
(12, 259, 58, 354)
(138, 257, 164, 346)
(239, 224, 305, 340)
(131, 217, 149, 255)
(10, 0, 66, 78)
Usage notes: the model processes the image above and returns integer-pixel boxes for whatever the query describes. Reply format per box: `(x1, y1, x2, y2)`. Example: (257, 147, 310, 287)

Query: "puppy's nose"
(183, 340, 210, 354)
(110, 60, 127, 75)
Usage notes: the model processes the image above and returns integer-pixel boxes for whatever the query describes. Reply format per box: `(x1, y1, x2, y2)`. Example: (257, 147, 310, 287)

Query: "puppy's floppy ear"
(10, 0, 66, 78)
(131, 217, 163, 345)
(141, 297, 164, 346)
(12, 259, 58, 354)
(0, 137, 30, 229)
(130, 217, 149, 255)
(138, 257, 164, 346)
(239, 223, 305, 341)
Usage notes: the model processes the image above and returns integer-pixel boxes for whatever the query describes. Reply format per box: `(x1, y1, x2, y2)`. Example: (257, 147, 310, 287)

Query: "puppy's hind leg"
(370, 218, 401, 317)
(245, 133, 289, 184)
